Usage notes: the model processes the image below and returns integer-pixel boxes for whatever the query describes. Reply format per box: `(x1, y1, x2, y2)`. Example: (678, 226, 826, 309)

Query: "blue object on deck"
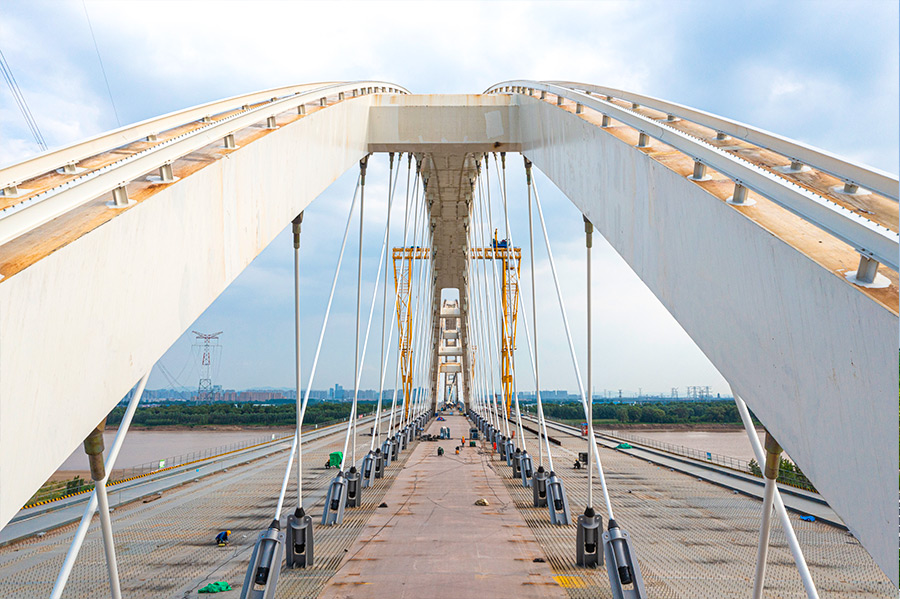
(800, 515, 815, 522)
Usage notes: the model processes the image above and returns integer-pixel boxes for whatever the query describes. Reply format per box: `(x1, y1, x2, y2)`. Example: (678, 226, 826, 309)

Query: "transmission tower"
(192, 330, 223, 402)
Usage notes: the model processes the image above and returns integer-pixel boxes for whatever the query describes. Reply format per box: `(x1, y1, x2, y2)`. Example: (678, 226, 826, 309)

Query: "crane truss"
(470, 246, 521, 417)
(392, 247, 430, 417)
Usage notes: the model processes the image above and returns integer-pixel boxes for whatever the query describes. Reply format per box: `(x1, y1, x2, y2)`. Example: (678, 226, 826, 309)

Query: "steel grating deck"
(491, 420, 894, 598)
(0, 425, 419, 598)
(0, 414, 893, 598)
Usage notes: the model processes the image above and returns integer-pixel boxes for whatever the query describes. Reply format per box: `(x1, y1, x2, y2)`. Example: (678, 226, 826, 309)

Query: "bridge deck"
(319, 414, 565, 599)
(498, 416, 894, 598)
(0, 413, 893, 598)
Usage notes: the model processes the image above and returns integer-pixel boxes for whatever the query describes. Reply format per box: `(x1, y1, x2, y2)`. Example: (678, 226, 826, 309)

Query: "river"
(57, 429, 288, 474)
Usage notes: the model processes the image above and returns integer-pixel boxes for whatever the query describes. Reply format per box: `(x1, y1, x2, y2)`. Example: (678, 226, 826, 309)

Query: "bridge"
(0, 81, 896, 597)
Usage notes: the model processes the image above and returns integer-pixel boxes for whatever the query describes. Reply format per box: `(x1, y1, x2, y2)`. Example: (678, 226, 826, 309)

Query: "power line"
(82, 0, 121, 128)
(0, 47, 47, 151)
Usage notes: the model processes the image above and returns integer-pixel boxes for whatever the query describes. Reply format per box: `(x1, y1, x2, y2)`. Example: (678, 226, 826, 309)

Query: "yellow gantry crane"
(394, 234, 519, 419)
(470, 231, 521, 418)
(393, 246, 430, 418)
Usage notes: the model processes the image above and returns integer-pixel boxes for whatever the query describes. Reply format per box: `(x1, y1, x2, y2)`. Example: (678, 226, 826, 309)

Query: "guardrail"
(486, 80, 899, 272)
(0, 81, 409, 247)
(23, 410, 380, 509)
(0, 81, 408, 192)
(595, 428, 815, 492)
(522, 413, 816, 492)
(546, 80, 900, 202)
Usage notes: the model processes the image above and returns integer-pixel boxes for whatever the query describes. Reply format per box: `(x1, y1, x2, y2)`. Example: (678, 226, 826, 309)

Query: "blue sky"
(1, 0, 897, 395)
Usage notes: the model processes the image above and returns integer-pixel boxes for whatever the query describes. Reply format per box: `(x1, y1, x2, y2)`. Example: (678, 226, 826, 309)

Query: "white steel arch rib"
(0, 81, 895, 584)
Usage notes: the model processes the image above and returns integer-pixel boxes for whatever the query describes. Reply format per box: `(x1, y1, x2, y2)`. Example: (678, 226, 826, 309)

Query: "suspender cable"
(482, 161, 508, 437)
(515, 265, 551, 464)
(352, 158, 368, 466)
(411, 253, 431, 417)
(474, 162, 502, 432)
(347, 155, 394, 452)
(401, 159, 427, 430)
(407, 176, 432, 419)
(400, 165, 427, 431)
(495, 152, 526, 450)
(374, 155, 395, 442)
(275, 174, 360, 518)
(371, 153, 401, 449)
(293, 212, 304, 509)
(340, 157, 369, 471)
(463, 219, 483, 418)
(388, 156, 417, 437)
(479, 160, 505, 434)
(530, 164, 613, 521)
(469, 174, 493, 427)
(471, 167, 497, 430)
(408, 204, 431, 418)
(466, 240, 488, 422)
(485, 154, 511, 439)
(525, 159, 553, 472)
(585, 215, 594, 510)
(408, 234, 432, 419)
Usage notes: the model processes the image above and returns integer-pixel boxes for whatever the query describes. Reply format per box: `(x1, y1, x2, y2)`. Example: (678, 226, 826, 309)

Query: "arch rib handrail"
(0, 81, 408, 192)
(0, 81, 409, 247)
(546, 80, 899, 203)
(485, 80, 899, 272)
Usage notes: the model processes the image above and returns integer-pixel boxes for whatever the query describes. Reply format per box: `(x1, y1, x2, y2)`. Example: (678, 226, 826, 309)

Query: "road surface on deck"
(319, 414, 566, 599)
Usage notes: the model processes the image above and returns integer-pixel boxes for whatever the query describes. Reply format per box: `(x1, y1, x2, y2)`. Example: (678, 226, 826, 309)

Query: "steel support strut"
(732, 388, 820, 599)
(752, 431, 783, 599)
(50, 370, 152, 599)
(80, 419, 122, 599)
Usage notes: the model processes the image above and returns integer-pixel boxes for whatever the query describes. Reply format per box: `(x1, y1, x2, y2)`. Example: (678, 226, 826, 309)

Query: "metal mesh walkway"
(493, 421, 894, 598)
(0, 426, 417, 598)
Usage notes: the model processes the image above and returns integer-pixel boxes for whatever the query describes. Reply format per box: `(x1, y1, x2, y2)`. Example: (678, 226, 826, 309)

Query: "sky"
(1, 0, 897, 396)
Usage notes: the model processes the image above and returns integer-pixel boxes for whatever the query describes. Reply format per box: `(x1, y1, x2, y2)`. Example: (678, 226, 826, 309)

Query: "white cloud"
(1, 0, 894, 394)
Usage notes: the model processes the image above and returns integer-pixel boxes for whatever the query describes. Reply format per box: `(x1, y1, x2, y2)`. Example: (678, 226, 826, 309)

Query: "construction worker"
(215, 530, 231, 547)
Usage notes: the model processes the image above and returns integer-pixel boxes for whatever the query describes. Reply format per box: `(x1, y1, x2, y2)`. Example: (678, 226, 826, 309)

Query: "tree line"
(106, 401, 378, 428)
(523, 401, 747, 425)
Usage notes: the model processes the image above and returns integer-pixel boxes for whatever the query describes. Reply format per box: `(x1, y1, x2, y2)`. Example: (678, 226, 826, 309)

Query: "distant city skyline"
(129, 383, 725, 402)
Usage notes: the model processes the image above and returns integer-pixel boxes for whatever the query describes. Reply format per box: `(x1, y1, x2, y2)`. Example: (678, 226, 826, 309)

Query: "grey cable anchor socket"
(345, 466, 361, 507)
(374, 448, 385, 478)
(547, 470, 571, 525)
(602, 519, 647, 598)
(391, 431, 401, 456)
(361, 450, 376, 488)
(292, 212, 303, 249)
(498, 434, 508, 460)
(240, 519, 284, 599)
(577, 506, 602, 568)
(321, 471, 347, 526)
(286, 507, 314, 569)
(532, 465, 549, 507)
(519, 450, 533, 488)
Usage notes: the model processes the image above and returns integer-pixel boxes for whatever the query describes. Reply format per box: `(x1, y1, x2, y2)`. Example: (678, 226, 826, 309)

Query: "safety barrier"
(22, 412, 377, 510)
